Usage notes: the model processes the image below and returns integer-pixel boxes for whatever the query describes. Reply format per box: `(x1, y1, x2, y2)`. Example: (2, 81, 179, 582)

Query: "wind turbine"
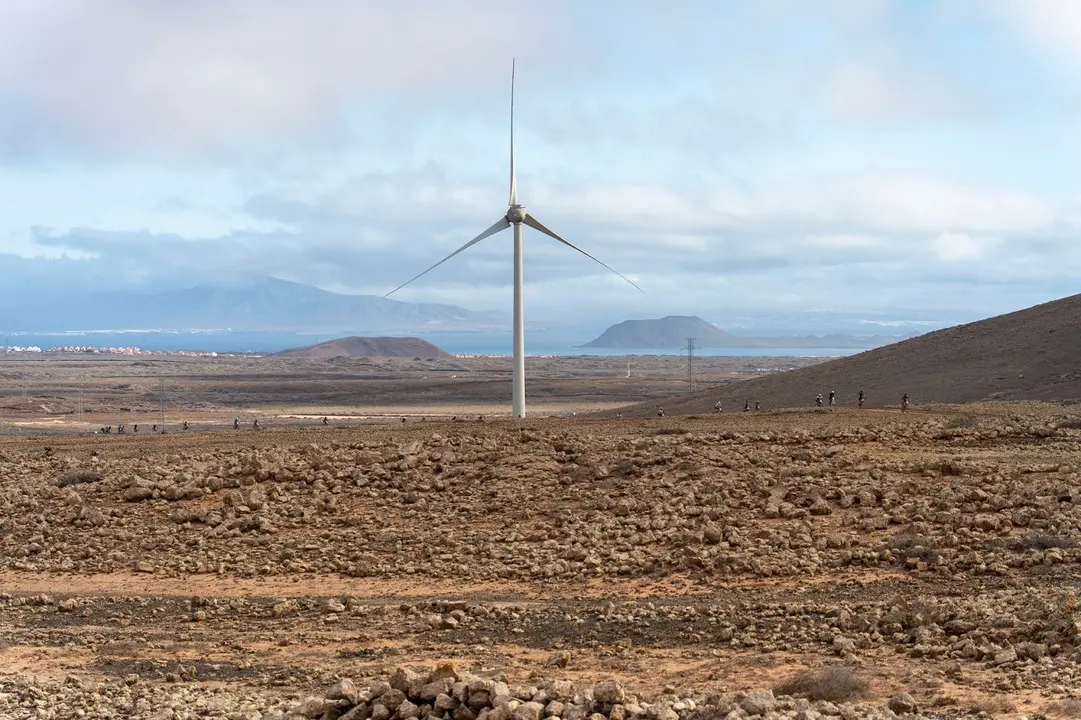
(385, 60, 643, 418)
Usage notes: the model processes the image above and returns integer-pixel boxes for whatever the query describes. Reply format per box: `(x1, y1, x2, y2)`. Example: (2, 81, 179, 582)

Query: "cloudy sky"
(1, 0, 1078, 328)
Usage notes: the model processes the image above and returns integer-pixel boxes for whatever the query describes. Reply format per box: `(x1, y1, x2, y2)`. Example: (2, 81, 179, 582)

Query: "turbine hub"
(506, 205, 527, 224)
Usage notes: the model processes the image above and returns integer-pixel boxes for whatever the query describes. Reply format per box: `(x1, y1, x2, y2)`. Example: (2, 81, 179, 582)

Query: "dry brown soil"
(1, 355, 1081, 718)
(0, 353, 823, 432)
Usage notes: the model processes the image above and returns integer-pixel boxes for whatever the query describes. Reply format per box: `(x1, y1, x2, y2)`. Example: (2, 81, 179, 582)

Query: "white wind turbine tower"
(385, 60, 643, 418)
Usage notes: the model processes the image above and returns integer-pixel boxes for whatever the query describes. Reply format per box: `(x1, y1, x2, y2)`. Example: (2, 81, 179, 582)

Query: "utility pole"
(685, 337, 697, 393)
(159, 378, 165, 432)
(80, 367, 89, 433)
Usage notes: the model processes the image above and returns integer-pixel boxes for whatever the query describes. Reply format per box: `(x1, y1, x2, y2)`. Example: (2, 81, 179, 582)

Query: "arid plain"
(0, 353, 823, 433)
(1, 353, 1080, 719)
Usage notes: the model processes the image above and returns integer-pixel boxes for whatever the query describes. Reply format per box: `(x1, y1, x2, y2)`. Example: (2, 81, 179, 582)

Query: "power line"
(684, 337, 697, 393)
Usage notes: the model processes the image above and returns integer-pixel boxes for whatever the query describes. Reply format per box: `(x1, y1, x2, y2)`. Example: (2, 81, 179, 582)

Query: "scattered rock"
(887, 693, 916, 715)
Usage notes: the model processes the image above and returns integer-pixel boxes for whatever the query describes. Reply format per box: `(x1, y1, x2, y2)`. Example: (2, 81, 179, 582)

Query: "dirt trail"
(0, 569, 913, 601)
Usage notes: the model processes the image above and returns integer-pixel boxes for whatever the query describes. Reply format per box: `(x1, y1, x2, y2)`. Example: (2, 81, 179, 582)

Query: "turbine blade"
(384, 217, 511, 298)
(522, 214, 644, 293)
(509, 58, 518, 207)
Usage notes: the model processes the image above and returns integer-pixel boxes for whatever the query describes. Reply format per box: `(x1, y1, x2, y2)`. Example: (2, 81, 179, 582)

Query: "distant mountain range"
(582, 315, 916, 349)
(0, 279, 936, 345)
(0, 277, 510, 333)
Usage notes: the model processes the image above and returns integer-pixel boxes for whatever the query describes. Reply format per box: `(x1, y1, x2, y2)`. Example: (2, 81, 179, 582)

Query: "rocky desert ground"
(0, 353, 825, 434)
(1, 401, 1081, 719)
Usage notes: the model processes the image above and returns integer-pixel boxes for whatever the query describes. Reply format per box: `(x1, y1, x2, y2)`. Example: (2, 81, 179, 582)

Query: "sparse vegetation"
(890, 532, 943, 565)
(944, 414, 980, 429)
(649, 426, 688, 436)
(97, 640, 147, 657)
(55, 468, 104, 486)
(774, 667, 870, 703)
(967, 696, 1018, 716)
(1011, 532, 1078, 551)
(889, 532, 929, 550)
(1046, 698, 1081, 718)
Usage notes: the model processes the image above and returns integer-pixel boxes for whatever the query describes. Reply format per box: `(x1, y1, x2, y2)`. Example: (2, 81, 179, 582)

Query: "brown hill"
(605, 293, 1081, 416)
(274, 336, 452, 359)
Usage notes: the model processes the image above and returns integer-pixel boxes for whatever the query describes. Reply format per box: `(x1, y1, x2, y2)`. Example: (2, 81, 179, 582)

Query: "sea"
(1, 330, 862, 357)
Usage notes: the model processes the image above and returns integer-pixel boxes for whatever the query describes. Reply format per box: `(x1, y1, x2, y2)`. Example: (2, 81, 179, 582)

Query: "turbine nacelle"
(506, 205, 527, 224)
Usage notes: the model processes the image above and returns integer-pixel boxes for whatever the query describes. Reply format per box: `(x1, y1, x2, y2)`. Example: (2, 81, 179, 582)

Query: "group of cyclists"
(814, 389, 909, 411)
(96, 415, 341, 435)
(707, 389, 912, 415)
(699, 389, 910, 415)
(98, 422, 160, 434)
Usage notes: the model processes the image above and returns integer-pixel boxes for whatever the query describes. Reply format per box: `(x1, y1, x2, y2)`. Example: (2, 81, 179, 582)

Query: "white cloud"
(220, 169, 1066, 297)
(934, 232, 984, 261)
(2, 228, 98, 260)
(977, 0, 1081, 66)
(848, 175, 1052, 233)
(532, 184, 697, 225)
(651, 234, 710, 252)
(0, 0, 573, 155)
(710, 173, 1053, 235)
(825, 66, 907, 121)
(808, 234, 881, 249)
(0, 0, 1078, 327)
(822, 64, 973, 122)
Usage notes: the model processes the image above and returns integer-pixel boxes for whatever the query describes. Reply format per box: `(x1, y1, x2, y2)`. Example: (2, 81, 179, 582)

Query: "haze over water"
(4, 330, 860, 357)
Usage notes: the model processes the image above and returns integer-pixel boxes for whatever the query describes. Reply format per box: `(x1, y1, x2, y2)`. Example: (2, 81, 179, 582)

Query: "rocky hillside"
(274, 336, 452, 359)
(605, 293, 1081, 415)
